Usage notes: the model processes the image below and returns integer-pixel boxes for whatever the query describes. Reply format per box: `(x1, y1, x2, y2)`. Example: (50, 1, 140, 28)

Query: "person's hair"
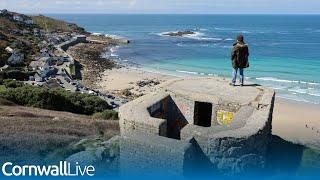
(237, 34, 244, 42)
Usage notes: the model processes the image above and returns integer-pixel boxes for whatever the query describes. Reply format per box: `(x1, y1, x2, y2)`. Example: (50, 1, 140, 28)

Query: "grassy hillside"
(0, 102, 119, 164)
(31, 15, 87, 33)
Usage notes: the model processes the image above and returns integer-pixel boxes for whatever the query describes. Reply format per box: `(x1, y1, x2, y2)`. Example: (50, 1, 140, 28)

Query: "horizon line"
(4, 9, 318, 15)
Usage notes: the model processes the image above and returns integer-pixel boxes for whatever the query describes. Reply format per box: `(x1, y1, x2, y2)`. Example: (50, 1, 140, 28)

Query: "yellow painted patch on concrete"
(217, 110, 234, 125)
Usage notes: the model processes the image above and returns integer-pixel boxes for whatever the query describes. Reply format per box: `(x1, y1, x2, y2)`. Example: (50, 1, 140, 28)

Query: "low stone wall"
(60, 36, 87, 51)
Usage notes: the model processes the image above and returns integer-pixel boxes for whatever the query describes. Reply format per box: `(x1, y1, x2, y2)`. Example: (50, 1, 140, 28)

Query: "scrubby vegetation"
(0, 82, 114, 115)
(0, 104, 119, 164)
(93, 110, 119, 120)
(0, 68, 35, 81)
(2, 79, 24, 88)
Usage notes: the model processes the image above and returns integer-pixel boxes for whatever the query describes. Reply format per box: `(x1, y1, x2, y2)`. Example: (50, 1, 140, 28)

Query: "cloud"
(129, 0, 137, 7)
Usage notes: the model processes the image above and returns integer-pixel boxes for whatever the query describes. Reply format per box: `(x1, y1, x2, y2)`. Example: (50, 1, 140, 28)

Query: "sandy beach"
(273, 99, 320, 148)
(97, 67, 174, 99)
(97, 66, 320, 149)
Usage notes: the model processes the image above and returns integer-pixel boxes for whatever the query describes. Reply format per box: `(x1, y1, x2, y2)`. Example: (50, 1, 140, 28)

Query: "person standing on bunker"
(230, 34, 249, 86)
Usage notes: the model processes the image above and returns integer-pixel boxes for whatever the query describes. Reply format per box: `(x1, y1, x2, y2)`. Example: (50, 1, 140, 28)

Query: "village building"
(34, 72, 44, 82)
(7, 51, 24, 65)
(0, 9, 8, 15)
(5, 46, 14, 53)
(13, 15, 24, 22)
(25, 19, 33, 25)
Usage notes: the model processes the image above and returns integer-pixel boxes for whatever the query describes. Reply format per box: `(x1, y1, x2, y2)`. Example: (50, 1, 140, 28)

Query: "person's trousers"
(231, 68, 244, 85)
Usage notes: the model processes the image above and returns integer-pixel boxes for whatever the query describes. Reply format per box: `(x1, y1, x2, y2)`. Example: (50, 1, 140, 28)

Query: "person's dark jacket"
(231, 42, 249, 69)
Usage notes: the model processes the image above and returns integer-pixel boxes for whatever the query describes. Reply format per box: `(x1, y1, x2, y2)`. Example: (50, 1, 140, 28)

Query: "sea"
(48, 14, 320, 104)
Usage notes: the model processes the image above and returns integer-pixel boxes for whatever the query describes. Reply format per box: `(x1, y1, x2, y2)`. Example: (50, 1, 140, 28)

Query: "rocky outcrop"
(87, 35, 130, 45)
(67, 43, 118, 88)
(163, 31, 195, 37)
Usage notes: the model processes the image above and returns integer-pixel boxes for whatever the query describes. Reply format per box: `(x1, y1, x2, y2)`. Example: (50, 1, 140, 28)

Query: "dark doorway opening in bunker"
(148, 96, 188, 140)
(194, 102, 212, 127)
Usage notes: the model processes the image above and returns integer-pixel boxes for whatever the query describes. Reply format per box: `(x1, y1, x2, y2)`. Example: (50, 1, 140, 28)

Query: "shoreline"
(96, 65, 320, 149)
(104, 63, 320, 104)
(273, 98, 320, 149)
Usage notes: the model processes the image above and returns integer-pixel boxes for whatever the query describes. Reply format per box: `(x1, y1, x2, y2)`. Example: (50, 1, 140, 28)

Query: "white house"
(7, 51, 24, 65)
(13, 15, 23, 22)
(25, 19, 33, 24)
(5, 46, 13, 53)
(0, 9, 8, 15)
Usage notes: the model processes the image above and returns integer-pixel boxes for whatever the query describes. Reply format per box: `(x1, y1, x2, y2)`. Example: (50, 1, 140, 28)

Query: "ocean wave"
(255, 77, 319, 85)
(158, 31, 223, 41)
(309, 93, 320, 97)
(175, 70, 199, 75)
(288, 88, 308, 94)
(214, 27, 235, 31)
(198, 28, 209, 31)
(256, 77, 299, 83)
(110, 46, 119, 53)
(92, 32, 103, 36)
(105, 34, 124, 39)
(277, 31, 290, 35)
(233, 30, 252, 34)
(277, 95, 317, 104)
(224, 38, 234, 41)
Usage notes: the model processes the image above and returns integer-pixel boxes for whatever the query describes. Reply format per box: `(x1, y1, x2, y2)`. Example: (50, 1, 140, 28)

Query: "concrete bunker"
(119, 77, 275, 176)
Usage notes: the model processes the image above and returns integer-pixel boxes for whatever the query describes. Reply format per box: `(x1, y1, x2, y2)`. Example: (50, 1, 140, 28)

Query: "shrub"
(0, 69, 35, 81)
(92, 110, 119, 120)
(0, 85, 111, 115)
(3, 79, 24, 88)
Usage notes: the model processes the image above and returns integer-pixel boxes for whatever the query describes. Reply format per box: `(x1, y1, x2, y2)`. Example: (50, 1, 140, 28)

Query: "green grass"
(0, 85, 6, 93)
(69, 64, 76, 76)
(92, 110, 119, 120)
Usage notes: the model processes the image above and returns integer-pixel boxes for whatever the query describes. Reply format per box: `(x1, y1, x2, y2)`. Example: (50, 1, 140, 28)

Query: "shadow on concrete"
(184, 135, 320, 178)
(166, 96, 189, 139)
(183, 138, 217, 178)
(149, 95, 188, 140)
(233, 84, 262, 87)
(266, 135, 304, 175)
(74, 60, 83, 79)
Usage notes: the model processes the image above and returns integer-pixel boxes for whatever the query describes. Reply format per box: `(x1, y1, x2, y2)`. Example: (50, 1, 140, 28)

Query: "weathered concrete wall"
(119, 77, 275, 176)
(119, 93, 169, 137)
(119, 133, 194, 176)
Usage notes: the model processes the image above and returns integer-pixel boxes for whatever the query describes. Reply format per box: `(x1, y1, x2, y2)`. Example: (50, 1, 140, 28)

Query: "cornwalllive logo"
(1, 161, 95, 177)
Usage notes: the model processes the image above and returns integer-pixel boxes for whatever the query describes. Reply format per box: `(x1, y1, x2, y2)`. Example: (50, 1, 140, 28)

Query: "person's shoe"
(240, 83, 244, 87)
(229, 83, 235, 86)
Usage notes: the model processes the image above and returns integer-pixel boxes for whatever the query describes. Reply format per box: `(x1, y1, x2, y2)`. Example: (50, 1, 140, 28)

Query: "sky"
(1, 0, 320, 14)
